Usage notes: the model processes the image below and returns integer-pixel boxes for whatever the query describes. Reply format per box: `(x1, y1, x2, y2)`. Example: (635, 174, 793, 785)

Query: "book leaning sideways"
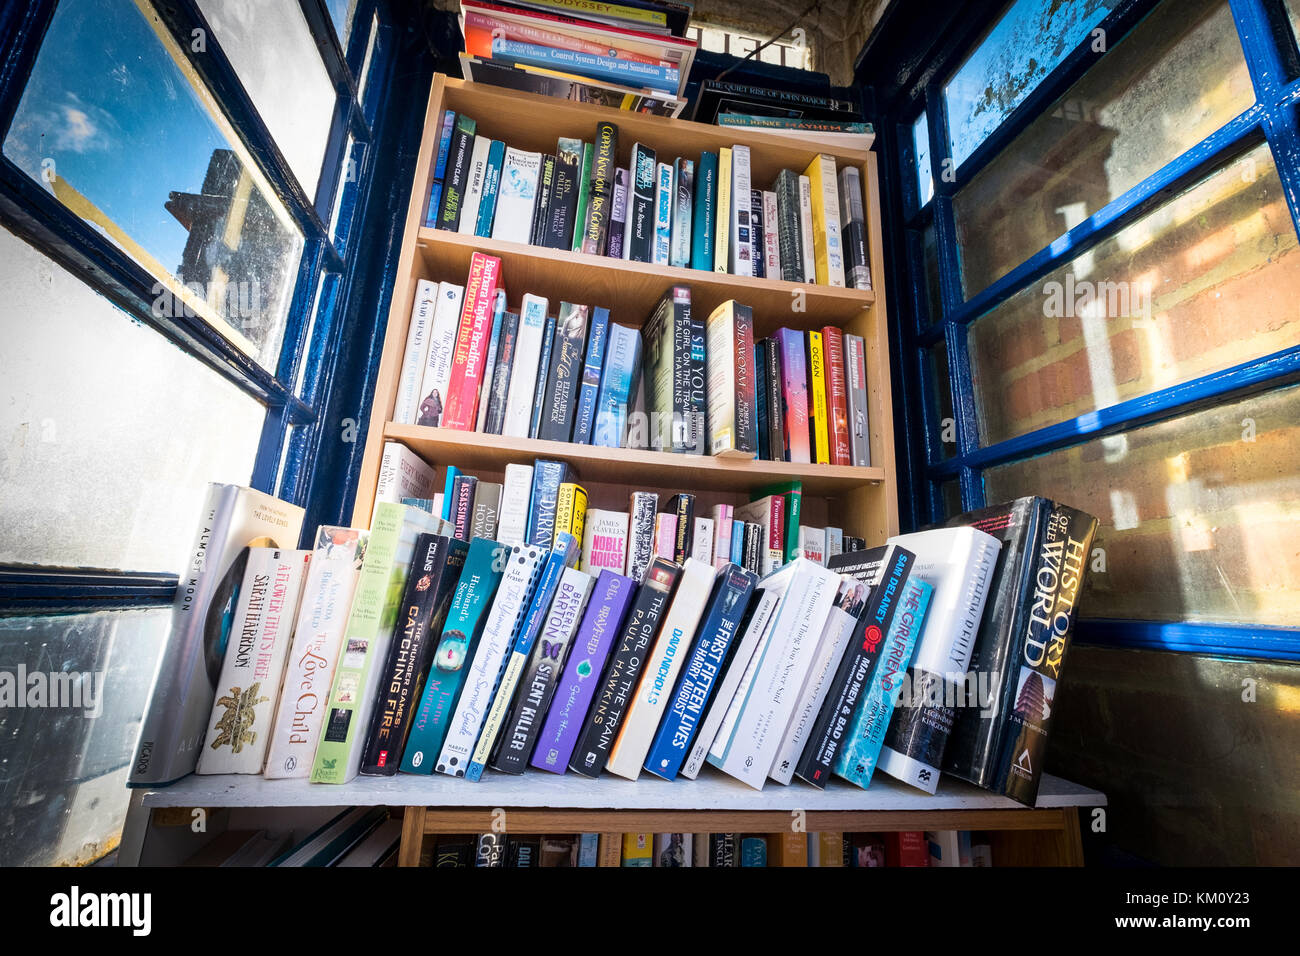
(130, 483, 305, 786)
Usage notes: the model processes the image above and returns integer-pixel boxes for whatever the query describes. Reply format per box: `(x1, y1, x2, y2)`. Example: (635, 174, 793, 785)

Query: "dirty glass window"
(912, 110, 934, 207)
(1, 0, 304, 371)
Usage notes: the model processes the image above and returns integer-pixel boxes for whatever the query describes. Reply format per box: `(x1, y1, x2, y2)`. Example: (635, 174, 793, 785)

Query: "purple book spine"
(529, 570, 636, 773)
(776, 327, 811, 464)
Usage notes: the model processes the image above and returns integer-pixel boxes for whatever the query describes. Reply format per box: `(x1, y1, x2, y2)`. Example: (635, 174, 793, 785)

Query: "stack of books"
(423, 114, 873, 291)
(455, 0, 696, 116)
(391, 253, 874, 465)
(692, 78, 875, 151)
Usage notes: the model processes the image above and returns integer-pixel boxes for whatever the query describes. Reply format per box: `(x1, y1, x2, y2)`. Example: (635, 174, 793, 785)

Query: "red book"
(821, 326, 852, 465)
(441, 252, 502, 430)
(463, 10, 669, 67)
(885, 831, 930, 867)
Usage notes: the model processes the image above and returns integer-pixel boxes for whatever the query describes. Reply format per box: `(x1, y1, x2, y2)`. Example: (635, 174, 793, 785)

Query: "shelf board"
(385, 422, 885, 496)
(414, 227, 874, 335)
(139, 768, 1104, 814)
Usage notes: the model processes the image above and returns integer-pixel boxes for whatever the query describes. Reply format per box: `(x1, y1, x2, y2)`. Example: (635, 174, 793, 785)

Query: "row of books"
(373, 446, 867, 576)
(393, 255, 872, 466)
(184, 809, 400, 868)
(430, 829, 992, 867)
(424, 111, 872, 289)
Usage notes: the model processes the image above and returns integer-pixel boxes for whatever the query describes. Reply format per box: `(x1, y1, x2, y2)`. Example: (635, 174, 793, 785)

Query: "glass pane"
(197, 0, 337, 200)
(356, 11, 382, 107)
(984, 385, 1300, 626)
(955, 0, 1254, 297)
(922, 221, 943, 322)
(0, 225, 265, 572)
(931, 340, 956, 460)
(330, 136, 364, 249)
(324, 0, 359, 47)
(945, 0, 1113, 169)
(940, 480, 963, 520)
(913, 111, 934, 207)
(2, 0, 304, 371)
(969, 142, 1300, 446)
(0, 607, 170, 866)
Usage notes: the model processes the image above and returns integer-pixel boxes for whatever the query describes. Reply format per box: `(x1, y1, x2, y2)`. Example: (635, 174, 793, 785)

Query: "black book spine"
(710, 833, 737, 867)
(437, 118, 476, 231)
(359, 535, 467, 774)
(582, 121, 618, 255)
(607, 166, 629, 259)
(750, 189, 765, 278)
(483, 310, 519, 435)
(568, 559, 680, 776)
(530, 153, 557, 246)
(743, 522, 761, 575)
(669, 289, 693, 453)
(546, 143, 582, 248)
(667, 493, 694, 564)
(844, 218, 871, 290)
(755, 339, 770, 460)
(775, 170, 804, 282)
(528, 311, 558, 439)
(539, 304, 589, 442)
(451, 475, 478, 539)
(687, 300, 707, 455)
(627, 143, 657, 263)
(764, 335, 786, 460)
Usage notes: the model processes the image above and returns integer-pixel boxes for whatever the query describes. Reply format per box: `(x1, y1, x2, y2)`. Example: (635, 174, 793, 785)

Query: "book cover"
(732, 495, 783, 575)
(775, 328, 811, 464)
(569, 141, 594, 252)
(528, 310, 558, 438)
(310, 503, 436, 783)
(711, 504, 734, 569)
(424, 109, 456, 226)
(553, 481, 588, 548)
(761, 189, 781, 278)
(497, 463, 534, 546)
(539, 301, 590, 442)
(476, 833, 506, 867)
(546, 136, 583, 249)
(458, 135, 493, 236)
(441, 252, 503, 431)
(642, 285, 697, 453)
(740, 837, 766, 867)
(705, 299, 757, 458)
(763, 335, 786, 460)
(691, 516, 714, 564)
(877, 527, 1002, 793)
(665, 493, 694, 564)
(436, 113, 476, 231)
(197, 547, 311, 775)
(482, 309, 520, 435)
(491, 147, 542, 244)
(264, 527, 367, 779)
(796, 525, 825, 565)
(502, 293, 549, 437)
(644, 563, 758, 780)
(821, 326, 852, 465)
(774, 169, 804, 283)
(568, 557, 680, 776)
(450, 474, 478, 540)
(653, 512, 677, 561)
(592, 323, 642, 448)
(490, 37, 679, 95)
(807, 329, 830, 464)
(755, 340, 769, 460)
(475, 291, 508, 432)
(471, 482, 503, 539)
(529, 152, 557, 245)
(654, 833, 693, 867)
(670, 157, 694, 267)
(798, 173, 816, 283)
(691, 150, 717, 271)
(440, 468, 458, 522)
(838, 165, 871, 289)
(491, 566, 595, 773)
(622, 833, 652, 867)
(653, 160, 673, 265)
(532, 570, 636, 773)
(804, 153, 845, 286)
(844, 333, 871, 467)
(729, 145, 752, 275)
(581, 121, 619, 255)
(571, 305, 611, 445)
(525, 458, 570, 547)
(414, 282, 466, 429)
(625, 490, 659, 582)
(605, 557, 715, 779)
(607, 167, 629, 259)
(371, 441, 438, 527)
(714, 145, 731, 272)
(429, 542, 546, 775)
(394, 280, 439, 426)
(580, 509, 629, 574)
(357, 534, 467, 775)
(476, 138, 507, 237)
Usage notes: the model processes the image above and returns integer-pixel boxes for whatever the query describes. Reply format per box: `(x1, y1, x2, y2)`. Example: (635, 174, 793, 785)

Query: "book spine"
(580, 510, 629, 574)
(451, 474, 478, 539)
(775, 170, 804, 283)
(606, 168, 629, 260)
(441, 252, 503, 430)
(711, 504, 733, 569)
(502, 293, 548, 437)
(691, 151, 717, 271)
(653, 161, 673, 265)
(777, 328, 811, 464)
(691, 517, 713, 564)
(425, 109, 456, 226)
(668, 494, 694, 564)
(581, 121, 618, 255)
(490, 37, 679, 95)
(497, 463, 534, 546)
(670, 158, 694, 268)
(798, 174, 816, 284)
(687, 299, 707, 455)
(749, 189, 765, 278)
(755, 340, 769, 460)
(553, 482, 588, 548)
(806, 153, 845, 287)
(728, 146, 752, 275)
(762, 190, 781, 278)
(570, 142, 594, 252)
(458, 135, 492, 235)
(528, 310, 558, 438)
(571, 306, 611, 445)
(525, 459, 568, 547)
(714, 146, 731, 273)
(838, 165, 871, 289)
(625, 491, 659, 582)
(807, 330, 830, 465)
(764, 335, 786, 460)
(844, 333, 871, 466)
(822, 326, 852, 465)
(393, 280, 438, 426)
(539, 302, 589, 442)
(482, 310, 519, 435)
(475, 139, 506, 238)
(654, 514, 677, 560)
(547, 138, 583, 249)
(490, 147, 542, 244)
(568, 558, 680, 776)
(436, 114, 476, 231)
(471, 482, 502, 539)
(592, 324, 640, 448)
(529, 152, 557, 245)
(492, 567, 595, 773)
(475, 291, 506, 432)
(414, 282, 465, 429)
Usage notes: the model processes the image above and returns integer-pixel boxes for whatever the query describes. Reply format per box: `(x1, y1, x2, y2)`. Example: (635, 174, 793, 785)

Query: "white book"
(812, 153, 846, 287)
(876, 526, 1002, 793)
(691, 517, 713, 565)
(491, 147, 541, 244)
(413, 281, 464, 428)
(796, 525, 826, 565)
(393, 280, 438, 425)
(825, 526, 844, 559)
(431, 493, 445, 519)
(581, 509, 630, 574)
(711, 504, 733, 569)
(925, 830, 963, 867)
(729, 144, 752, 275)
(502, 293, 548, 437)
(434, 543, 546, 776)
(497, 463, 534, 545)
(458, 136, 492, 235)
(196, 547, 311, 775)
(653, 161, 673, 265)
(761, 189, 781, 277)
(709, 558, 841, 790)
(263, 526, 367, 779)
(768, 580, 857, 784)
(371, 440, 437, 527)
(475, 289, 506, 432)
(606, 558, 716, 780)
(654, 833, 694, 867)
(798, 173, 816, 284)
(683, 568, 792, 779)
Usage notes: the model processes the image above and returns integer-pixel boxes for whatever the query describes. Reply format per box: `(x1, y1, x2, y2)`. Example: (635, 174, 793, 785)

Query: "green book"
(398, 537, 506, 773)
(570, 142, 595, 253)
(311, 502, 438, 784)
(753, 481, 802, 563)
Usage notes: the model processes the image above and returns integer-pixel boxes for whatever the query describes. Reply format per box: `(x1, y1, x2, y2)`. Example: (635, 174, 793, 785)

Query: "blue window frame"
(861, 0, 1300, 660)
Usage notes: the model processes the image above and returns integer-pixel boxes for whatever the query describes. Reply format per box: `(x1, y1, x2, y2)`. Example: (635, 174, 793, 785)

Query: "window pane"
(0, 607, 170, 866)
(913, 111, 934, 207)
(197, 0, 336, 200)
(330, 136, 364, 249)
(984, 385, 1300, 626)
(940, 480, 963, 520)
(356, 11, 382, 107)
(922, 221, 943, 321)
(931, 341, 956, 460)
(3, 0, 304, 371)
(0, 225, 264, 572)
(945, 0, 1113, 169)
(969, 142, 1300, 446)
(954, 0, 1253, 298)
(324, 0, 359, 47)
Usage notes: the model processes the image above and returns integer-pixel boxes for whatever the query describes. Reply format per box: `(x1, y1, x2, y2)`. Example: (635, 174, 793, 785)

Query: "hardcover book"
(539, 301, 590, 442)
(490, 146, 542, 244)
(580, 509, 629, 574)
(705, 299, 757, 457)
(625, 490, 659, 582)
(414, 281, 465, 429)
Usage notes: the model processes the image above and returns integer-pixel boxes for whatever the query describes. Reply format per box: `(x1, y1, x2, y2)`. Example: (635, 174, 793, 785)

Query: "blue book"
(528, 310, 558, 439)
(570, 306, 611, 445)
(653, 161, 672, 265)
(525, 458, 569, 547)
(644, 564, 758, 780)
(592, 324, 642, 448)
(440, 466, 461, 522)
(833, 577, 933, 788)
(578, 833, 599, 867)
(425, 109, 456, 226)
(475, 139, 506, 237)
(729, 516, 745, 562)
(489, 37, 679, 96)
(691, 151, 717, 271)
(465, 533, 579, 781)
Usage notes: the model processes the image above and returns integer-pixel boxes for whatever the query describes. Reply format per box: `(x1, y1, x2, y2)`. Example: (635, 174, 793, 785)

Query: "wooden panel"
(397, 806, 427, 868)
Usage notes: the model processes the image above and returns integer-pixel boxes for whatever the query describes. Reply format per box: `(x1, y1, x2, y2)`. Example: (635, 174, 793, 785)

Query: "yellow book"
(802, 153, 846, 287)
(597, 833, 622, 867)
(622, 832, 653, 867)
(767, 832, 808, 866)
(814, 831, 845, 866)
(553, 482, 588, 548)
(806, 330, 830, 464)
(715, 146, 731, 274)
